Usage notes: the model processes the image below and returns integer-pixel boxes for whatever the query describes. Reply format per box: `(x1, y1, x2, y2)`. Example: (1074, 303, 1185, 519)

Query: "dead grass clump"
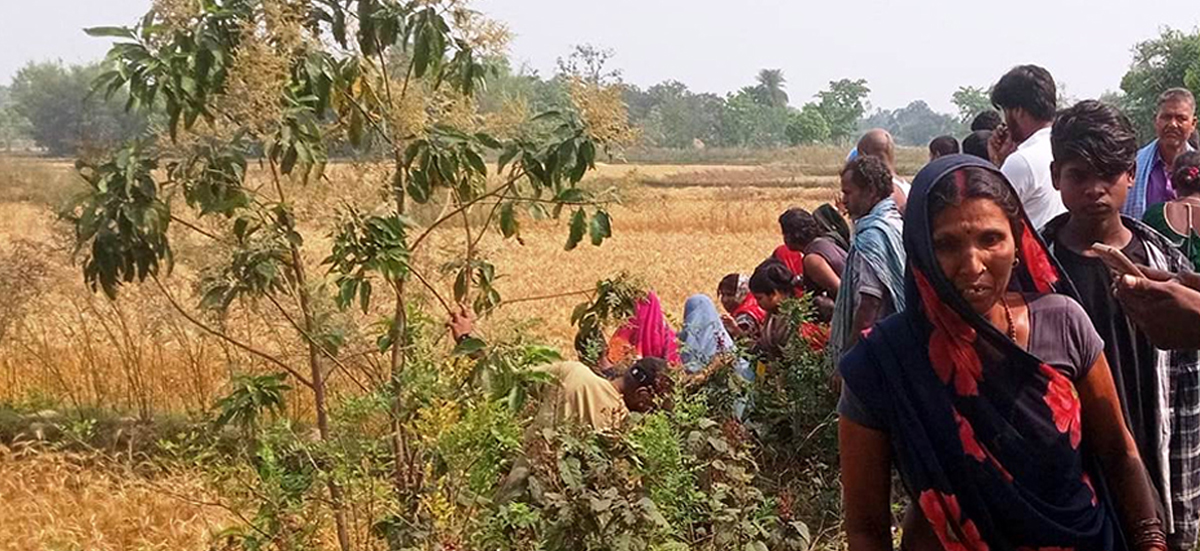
(644, 166, 839, 189)
(0, 155, 83, 207)
(0, 445, 232, 551)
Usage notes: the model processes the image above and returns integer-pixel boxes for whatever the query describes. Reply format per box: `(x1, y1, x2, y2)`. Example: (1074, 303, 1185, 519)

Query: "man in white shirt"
(988, 64, 1067, 229)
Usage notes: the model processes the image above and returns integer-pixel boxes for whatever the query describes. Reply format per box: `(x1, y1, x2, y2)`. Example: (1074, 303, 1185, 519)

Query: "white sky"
(4, 0, 1198, 113)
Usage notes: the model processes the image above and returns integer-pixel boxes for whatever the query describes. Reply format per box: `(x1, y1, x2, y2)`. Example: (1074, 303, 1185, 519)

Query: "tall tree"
(8, 61, 143, 156)
(0, 85, 31, 151)
(785, 103, 830, 145)
(864, 100, 961, 146)
(76, 2, 623, 548)
(951, 85, 993, 125)
(1119, 28, 1200, 142)
(816, 78, 871, 143)
(754, 68, 789, 108)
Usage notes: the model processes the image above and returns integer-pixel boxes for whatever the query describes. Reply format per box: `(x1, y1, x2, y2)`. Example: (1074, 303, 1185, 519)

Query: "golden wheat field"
(0, 148, 921, 549)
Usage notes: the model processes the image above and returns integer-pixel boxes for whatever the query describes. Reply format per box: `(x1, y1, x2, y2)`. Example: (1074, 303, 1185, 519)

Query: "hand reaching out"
(447, 305, 475, 341)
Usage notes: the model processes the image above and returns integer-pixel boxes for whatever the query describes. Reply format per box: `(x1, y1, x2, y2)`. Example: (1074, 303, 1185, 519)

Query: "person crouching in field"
(779, 208, 847, 322)
(828, 156, 906, 364)
(748, 259, 798, 361)
(774, 209, 807, 296)
(718, 273, 767, 339)
(1040, 100, 1200, 550)
(605, 291, 681, 367)
(839, 154, 1164, 551)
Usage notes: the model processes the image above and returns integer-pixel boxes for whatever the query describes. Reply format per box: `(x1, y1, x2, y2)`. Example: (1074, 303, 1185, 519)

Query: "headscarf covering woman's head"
(904, 154, 1065, 342)
(678, 295, 750, 379)
(839, 154, 1116, 551)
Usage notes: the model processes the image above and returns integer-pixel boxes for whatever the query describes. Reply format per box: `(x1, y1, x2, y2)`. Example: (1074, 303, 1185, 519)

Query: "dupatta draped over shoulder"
(839, 155, 1123, 551)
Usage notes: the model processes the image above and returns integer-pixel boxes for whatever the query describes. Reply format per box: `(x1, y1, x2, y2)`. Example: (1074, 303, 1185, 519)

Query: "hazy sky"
(5, 0, 1198, 113)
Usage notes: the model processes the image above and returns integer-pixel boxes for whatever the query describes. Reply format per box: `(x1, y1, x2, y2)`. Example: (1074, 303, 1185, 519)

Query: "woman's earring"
(1013, 256, 1021, 267)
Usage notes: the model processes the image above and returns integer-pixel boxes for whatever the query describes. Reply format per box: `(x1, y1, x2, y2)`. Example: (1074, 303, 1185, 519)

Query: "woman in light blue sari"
(678, 295, 753, 383)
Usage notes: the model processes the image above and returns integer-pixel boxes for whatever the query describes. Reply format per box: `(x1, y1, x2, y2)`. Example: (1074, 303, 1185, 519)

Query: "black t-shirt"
(1052, 234, 1163, 497)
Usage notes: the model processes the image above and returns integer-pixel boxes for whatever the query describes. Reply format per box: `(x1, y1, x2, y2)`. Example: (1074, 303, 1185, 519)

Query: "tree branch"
(409, 172, 524, 252)
(170, 215, 222, 242)
(149, 275, 313, 389)
(263, 293, 370, 394)
(407, 264, 454, 315)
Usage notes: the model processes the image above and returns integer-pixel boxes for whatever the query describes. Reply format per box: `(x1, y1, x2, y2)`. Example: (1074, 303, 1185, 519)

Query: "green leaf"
(589, 210, 611, 246)
(453, 337, 486, 356)
(499, 202, 518, 238)
(84, 26, 136, 39)
(337, 277, 359, 310)
(532, 110, 561, 122)
(555, 187, 586, 203)
(463, 148, 487, 177)
(565, 209, 586, 251)
(406, 171, 431, 204)
(359, 279, 372, 313)
(453, 268, 469, 302)
(474, 132, 502, 149)
(558, 456, 583, 490)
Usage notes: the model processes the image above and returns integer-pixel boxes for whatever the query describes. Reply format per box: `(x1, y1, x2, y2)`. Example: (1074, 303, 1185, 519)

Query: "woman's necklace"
(1001, 295, 1016, 342)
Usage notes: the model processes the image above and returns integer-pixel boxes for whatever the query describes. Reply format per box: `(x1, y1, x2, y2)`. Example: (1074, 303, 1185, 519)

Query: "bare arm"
(841, 418, 893, 551)
(1077, 354, 1162, 544)
(804, 254, 842, 295)
(850, 293, 883, 347)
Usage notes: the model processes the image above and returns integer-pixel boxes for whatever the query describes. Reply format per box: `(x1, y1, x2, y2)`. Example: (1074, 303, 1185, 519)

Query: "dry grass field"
(0, 147, 922, 549)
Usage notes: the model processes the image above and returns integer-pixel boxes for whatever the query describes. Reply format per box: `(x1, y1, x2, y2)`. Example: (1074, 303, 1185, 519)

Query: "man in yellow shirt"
(531, 357, 670, 432)
(448, 306, 672, 432)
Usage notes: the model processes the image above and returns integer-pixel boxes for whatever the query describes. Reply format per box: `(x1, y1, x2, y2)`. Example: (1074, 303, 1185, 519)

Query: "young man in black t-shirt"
(1041, 100, 1200, 550)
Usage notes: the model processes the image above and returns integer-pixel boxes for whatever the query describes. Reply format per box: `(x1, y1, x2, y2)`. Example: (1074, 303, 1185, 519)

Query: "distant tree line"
(2, 27, 1198, 156)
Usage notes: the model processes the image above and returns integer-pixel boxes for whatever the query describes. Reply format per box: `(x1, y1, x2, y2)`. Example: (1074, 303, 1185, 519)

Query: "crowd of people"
(451, 62, 1200, 551)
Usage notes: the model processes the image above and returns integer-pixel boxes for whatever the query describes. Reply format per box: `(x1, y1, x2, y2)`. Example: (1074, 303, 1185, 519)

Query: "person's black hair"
(929, 135, 960, 158)
(991, 65, 1057, 122)
(779, 207, 822, 245)
(748, 258, 793, 295)
(962, 130, 992, 161)
(627, 357, 667, 388)
(717, 273, 741, 296)
(970, 110, 1003, 131)
(841, 155, 894, 203)
(1172, 150, 1200, 196)
(813, 203, 851, 248)
(1050, 100, 1138, 179)
(627, 357, 674, 408)
(928, 166, 1024, 240)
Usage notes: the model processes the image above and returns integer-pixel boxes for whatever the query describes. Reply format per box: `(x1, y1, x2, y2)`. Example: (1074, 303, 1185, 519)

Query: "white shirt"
(1000, 127, 1066, 229)
(893, 176, 911, 197)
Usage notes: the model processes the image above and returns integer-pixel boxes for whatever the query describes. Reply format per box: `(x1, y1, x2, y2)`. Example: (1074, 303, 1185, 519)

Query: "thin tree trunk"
(388, 161, 413, 505)
(289, 243, 353, 551)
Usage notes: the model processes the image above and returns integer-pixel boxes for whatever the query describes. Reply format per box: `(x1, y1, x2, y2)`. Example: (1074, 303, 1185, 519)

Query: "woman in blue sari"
(839, 155, 1164, 551)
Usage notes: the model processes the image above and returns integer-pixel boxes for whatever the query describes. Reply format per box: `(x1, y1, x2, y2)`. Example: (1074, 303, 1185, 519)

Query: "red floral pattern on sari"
(1021, 226, 1059, 293)
(954, 410, 1014, 482)
(919, 490, 990, 551)
(799, 322, 830, 352)
(1040, 364, 1082, 448)
(916, 269, 983, 396)
(1081, 472, 1098, 506)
